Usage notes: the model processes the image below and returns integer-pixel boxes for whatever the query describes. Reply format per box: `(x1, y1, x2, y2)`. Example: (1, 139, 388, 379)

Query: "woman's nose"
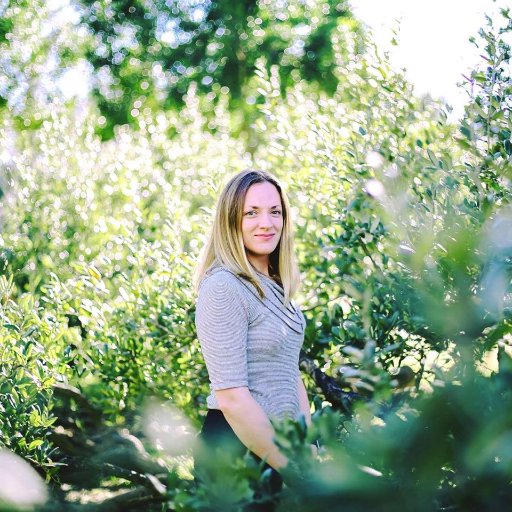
(258, 212, 272, 227)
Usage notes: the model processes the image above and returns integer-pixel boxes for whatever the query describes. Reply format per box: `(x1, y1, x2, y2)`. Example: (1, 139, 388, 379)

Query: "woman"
(193, 169, 311, 510)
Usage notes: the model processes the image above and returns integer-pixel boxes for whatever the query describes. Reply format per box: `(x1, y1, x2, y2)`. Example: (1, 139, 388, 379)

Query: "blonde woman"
(193, 169, 311, 509)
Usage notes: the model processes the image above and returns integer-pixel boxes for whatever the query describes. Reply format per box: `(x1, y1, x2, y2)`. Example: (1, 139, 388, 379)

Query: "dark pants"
(194, 408, 283, 511)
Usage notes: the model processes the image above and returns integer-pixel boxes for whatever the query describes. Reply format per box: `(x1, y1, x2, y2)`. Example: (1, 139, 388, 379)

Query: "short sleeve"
(195, 271, 249, 390)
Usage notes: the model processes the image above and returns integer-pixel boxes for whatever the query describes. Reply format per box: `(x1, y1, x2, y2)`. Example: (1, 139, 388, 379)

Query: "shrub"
(0, 275, 67, 478)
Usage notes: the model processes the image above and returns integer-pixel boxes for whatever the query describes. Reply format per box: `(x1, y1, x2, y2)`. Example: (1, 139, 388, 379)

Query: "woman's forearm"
(297, 375, 312, 426)
(216, 387, 288, 470)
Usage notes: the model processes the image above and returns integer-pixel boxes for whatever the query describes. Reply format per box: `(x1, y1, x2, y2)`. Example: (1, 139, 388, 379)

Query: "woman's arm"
(297, 374, 312, 426)
(216, 386, 288, 471)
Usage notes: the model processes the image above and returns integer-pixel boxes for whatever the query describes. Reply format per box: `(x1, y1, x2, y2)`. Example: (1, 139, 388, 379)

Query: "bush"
(0, 275, 67, 478)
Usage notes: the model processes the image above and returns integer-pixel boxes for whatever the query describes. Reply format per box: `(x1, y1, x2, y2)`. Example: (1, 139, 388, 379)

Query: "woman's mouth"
(256, 234, 275, 240)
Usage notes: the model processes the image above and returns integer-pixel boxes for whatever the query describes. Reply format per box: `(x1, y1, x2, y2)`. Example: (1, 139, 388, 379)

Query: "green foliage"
(0, 100, 251, 429)
(271, 365, 512, 512)
(461, 8, 512, 187)
(0, 0, 89, 120)
(44, 239, 207, 423)
(250, 27, 461, 390)
(0, 101, 246, 293)
(80, 0, 359, 136)
(0, 275, 67, 477)
(0, 17, 13, 43)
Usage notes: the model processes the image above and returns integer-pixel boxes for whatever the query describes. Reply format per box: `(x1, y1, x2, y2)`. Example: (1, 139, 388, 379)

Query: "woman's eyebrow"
(246, 205, 282, 209)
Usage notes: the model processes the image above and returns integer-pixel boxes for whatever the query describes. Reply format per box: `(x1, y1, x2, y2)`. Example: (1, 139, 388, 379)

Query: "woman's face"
(241, 181, 283, 263)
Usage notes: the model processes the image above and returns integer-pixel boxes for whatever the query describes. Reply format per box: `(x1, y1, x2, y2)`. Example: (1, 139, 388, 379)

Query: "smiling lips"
(256, 234, 275, 240)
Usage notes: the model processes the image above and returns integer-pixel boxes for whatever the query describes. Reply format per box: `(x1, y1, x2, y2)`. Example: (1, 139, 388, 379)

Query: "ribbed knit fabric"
(195, 264, 306, 420)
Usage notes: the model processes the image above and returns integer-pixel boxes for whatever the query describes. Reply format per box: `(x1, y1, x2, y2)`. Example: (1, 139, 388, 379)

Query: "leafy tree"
(0, 0, 89, 125)
(459, 8, 512, 200)
(80, 0, 359, 136)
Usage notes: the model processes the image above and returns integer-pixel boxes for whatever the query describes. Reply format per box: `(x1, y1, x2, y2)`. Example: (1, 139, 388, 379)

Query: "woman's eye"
(244, 210, 281, 216)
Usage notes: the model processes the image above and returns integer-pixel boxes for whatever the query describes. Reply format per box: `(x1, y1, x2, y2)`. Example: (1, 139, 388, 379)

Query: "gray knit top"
(195, 264, 306, 420)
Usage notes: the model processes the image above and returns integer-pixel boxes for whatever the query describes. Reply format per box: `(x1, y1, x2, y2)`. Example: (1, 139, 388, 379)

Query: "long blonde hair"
(193, 169, 300, 305)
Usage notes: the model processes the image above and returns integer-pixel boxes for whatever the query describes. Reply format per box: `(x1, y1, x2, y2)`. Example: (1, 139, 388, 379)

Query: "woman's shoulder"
(198, 264, 248, 295)
(196, 264, 257, 320)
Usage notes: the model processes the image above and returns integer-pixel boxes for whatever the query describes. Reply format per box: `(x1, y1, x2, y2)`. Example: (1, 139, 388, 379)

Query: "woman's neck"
(248, 256, 270, 277)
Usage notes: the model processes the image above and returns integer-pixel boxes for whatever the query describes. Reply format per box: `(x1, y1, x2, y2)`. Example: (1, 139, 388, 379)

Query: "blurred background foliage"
(0, 0, 512, 510)
(81, 0, 359, 138)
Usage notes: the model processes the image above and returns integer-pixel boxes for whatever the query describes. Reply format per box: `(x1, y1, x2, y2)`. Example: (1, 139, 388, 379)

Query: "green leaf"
(427, 148, 438, 166)
(460, 126, 472, 139)
(28, 439, 44, 450)
(2, 323, 20, 332)
(87, 266, 101, 280)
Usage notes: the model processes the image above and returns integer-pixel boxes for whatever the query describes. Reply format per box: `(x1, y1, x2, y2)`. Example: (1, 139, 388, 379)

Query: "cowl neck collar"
(206, 264, 304, 334)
